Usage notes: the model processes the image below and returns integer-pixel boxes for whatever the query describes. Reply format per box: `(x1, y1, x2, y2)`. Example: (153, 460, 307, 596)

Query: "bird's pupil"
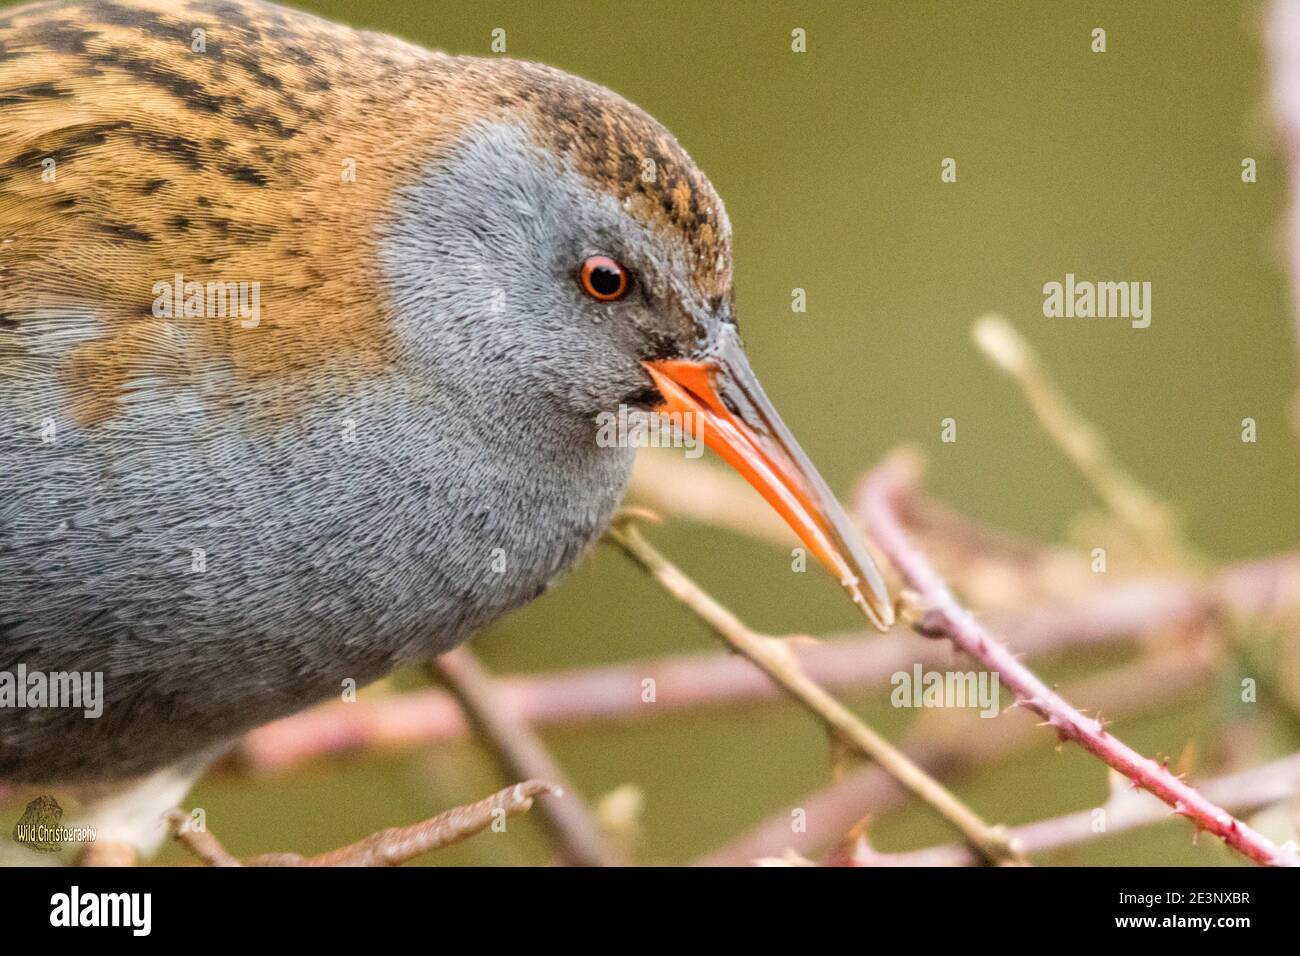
(590, 266, 621, 296)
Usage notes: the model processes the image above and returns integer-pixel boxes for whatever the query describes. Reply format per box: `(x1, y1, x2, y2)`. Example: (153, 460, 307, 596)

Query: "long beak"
(642, 326, 894, 630)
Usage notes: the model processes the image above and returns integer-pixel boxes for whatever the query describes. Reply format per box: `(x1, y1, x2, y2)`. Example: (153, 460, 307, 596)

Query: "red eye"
(579, 255, 630, 302)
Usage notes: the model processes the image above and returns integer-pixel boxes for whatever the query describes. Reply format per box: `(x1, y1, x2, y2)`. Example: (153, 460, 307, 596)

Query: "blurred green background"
(13, 0, 1300, 865)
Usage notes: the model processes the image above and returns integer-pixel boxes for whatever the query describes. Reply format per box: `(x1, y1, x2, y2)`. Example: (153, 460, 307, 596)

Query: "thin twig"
(858, 453, 1300, 867)
(168, 780, 555, 866)
(428, 648, 618, 866)
(605, 515, 1027, 866)
(972, 314, 1185, 560)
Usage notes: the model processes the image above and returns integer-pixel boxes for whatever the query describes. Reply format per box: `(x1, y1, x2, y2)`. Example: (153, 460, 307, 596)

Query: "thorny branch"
(858, 454, 1299, 867)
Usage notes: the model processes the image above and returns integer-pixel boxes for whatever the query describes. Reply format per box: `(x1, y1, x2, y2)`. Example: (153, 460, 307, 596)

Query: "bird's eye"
(578, 255, 630, 302)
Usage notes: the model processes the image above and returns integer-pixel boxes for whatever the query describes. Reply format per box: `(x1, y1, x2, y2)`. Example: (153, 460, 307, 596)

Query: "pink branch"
(857, 455, 1300, 868)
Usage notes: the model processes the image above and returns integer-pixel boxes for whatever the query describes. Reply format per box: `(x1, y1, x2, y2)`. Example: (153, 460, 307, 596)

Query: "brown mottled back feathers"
(0, 0, 730, 424)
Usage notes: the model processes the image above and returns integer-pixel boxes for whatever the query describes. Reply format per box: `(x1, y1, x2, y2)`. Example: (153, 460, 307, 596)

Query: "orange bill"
(643, 326, 894, 630)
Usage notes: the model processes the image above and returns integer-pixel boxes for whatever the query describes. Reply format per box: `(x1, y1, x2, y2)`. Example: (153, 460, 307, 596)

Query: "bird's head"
(380, 60, 893, 629)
